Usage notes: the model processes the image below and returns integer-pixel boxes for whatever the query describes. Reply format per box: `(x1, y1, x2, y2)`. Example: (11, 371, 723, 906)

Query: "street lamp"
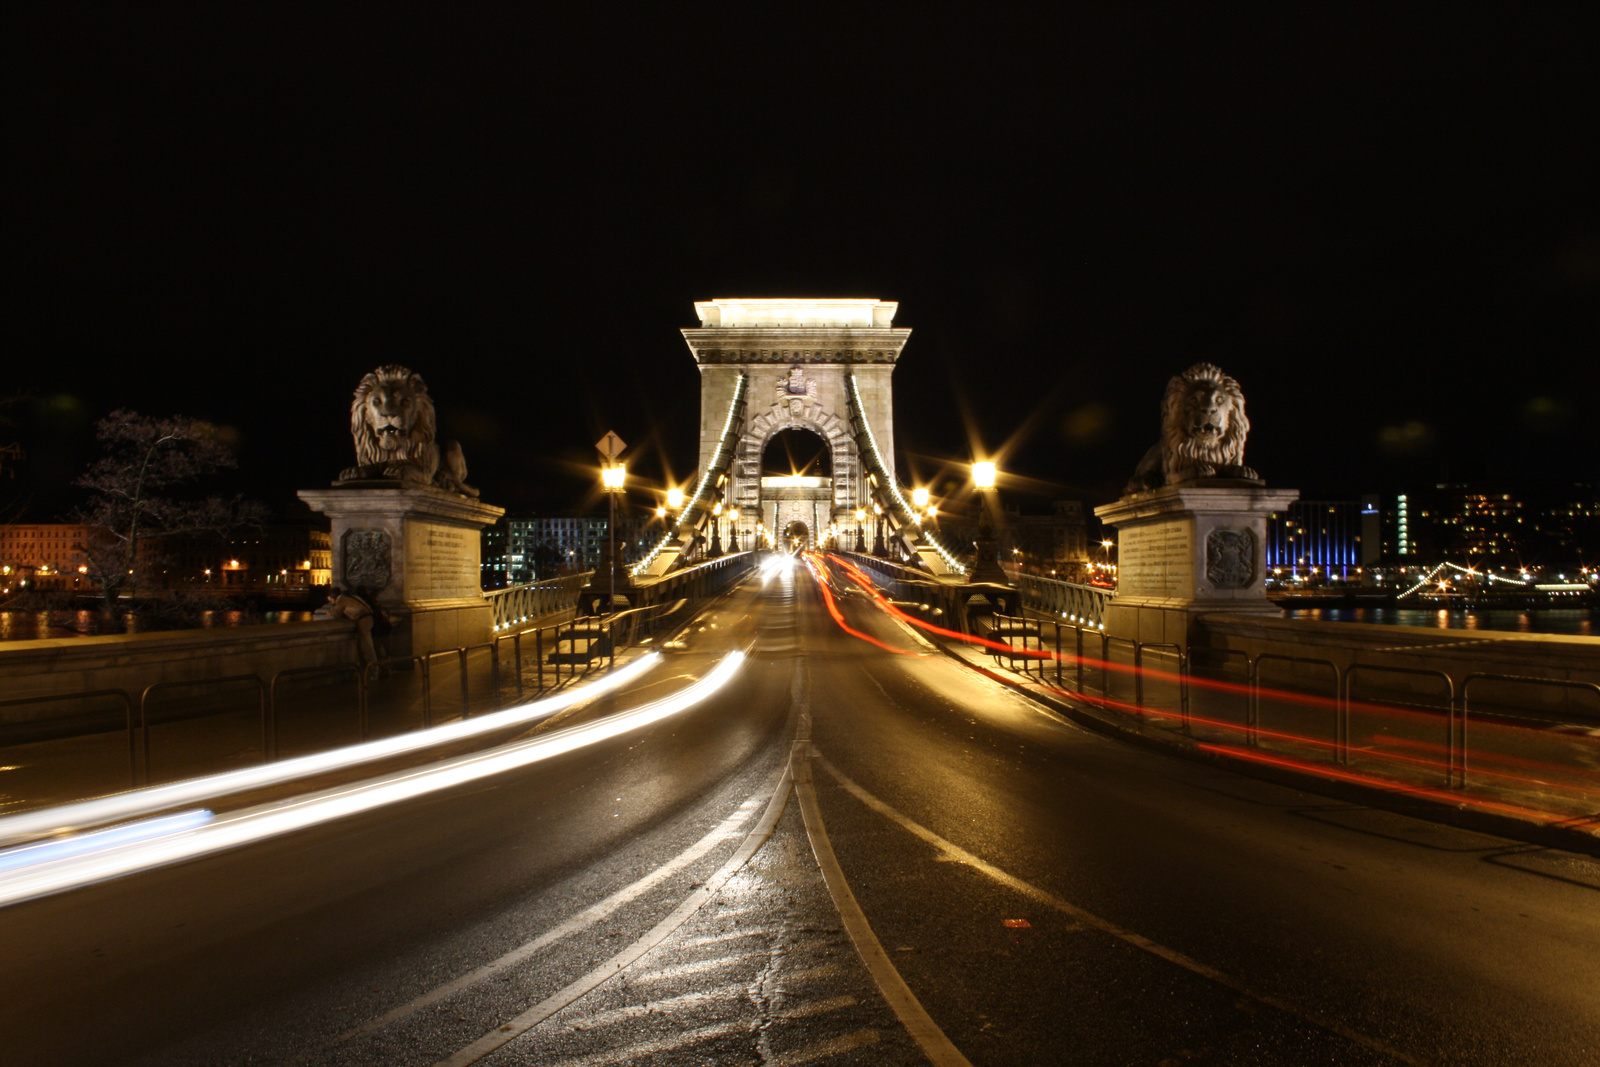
(854, 508, 867, 553)
(872, 501, 886, 557)
(912, 486, 930, 509)
(600, 463, 626, 611)
(727, 507, 741, 552)
(970, 460, 1008, 585)
(710, 502, 724, 557)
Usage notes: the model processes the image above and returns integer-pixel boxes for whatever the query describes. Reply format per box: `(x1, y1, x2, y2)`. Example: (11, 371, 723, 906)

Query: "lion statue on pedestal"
(339, 365, 478, 496)
(1126, 362, 1259, 494)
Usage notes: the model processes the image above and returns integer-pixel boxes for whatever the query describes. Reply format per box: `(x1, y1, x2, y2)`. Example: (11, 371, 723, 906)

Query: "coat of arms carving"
(343, 529, 392, 591)
(1205, 527, 1255, 589)
(778, 366, 817, 416)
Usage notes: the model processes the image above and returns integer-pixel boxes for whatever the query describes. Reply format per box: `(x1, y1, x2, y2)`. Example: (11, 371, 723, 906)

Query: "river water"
(0, 609, 317, 641)
(1281, 606, 1597, 637)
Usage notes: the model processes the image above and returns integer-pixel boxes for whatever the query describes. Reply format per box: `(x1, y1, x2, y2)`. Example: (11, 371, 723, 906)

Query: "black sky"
(8, 8, 1597, 522)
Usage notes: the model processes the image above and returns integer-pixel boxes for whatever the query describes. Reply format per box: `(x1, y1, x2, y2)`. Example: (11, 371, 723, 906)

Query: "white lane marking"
(562, 984, 744, 1030)
(435, 761, 794, 1066)
(625, 950, 764, 984)
(532, 1019, 749, 1067)
(779, 993, 858, 1019)
(325, 817, 753, 1048)
(676, 928, 765, 949)
(814, 753, 1429, 1067)
(769, 1028, 881, 1066)
(793, 737, 974, 1066)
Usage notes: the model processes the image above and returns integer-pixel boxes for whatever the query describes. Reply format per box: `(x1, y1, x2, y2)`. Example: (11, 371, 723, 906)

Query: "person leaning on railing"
(316, 587, 388, 679)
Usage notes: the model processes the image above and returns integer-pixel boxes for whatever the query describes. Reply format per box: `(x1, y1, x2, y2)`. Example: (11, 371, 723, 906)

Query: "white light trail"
(0, 653, 664, 848)
(0, 651, 746, 908)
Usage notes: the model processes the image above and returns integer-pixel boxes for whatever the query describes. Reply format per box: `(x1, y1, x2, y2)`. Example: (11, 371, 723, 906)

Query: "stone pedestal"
(298, 483, 505, 658)
(1094, 482, 1298, 651)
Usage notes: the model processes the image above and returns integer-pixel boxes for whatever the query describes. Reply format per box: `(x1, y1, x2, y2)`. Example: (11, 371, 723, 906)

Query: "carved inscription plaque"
(1116, 523, 1193, 597)
(403, 520, 480, 600)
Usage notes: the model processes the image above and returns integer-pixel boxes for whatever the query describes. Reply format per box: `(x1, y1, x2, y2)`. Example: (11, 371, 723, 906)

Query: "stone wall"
(0, 622, 359, 723)
(1197, 613, 1600, 718)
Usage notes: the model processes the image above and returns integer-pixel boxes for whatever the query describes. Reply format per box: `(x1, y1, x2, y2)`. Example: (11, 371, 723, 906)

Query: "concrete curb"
(930, 635, 1600, 860)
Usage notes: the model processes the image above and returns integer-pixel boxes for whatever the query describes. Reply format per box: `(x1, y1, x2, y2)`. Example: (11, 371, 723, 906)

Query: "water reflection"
(1284, 606, 1594, 636)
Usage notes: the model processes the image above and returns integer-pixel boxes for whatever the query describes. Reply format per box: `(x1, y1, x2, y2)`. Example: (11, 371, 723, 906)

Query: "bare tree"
(74, 410, 267, 608)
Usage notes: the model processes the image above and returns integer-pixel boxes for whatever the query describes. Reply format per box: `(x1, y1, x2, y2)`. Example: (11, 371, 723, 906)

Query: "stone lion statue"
(1126, 362, 1259, 493)
(339, 365, 478, 496)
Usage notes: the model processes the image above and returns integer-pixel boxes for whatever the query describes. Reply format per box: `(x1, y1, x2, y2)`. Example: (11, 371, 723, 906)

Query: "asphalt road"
(2, 556, 1599, 1066)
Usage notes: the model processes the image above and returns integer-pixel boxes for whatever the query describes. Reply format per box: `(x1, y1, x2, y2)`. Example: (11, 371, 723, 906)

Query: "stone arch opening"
(782, 521, 810, 551)
(762, 427, 831, 477)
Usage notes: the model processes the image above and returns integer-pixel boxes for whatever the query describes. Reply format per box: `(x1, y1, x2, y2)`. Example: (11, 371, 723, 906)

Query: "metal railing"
(978, 607, 1600, 818)
(0, 550, 762, 812)
(1016, 572, 1112, 630)
(486, 571, 592, 632)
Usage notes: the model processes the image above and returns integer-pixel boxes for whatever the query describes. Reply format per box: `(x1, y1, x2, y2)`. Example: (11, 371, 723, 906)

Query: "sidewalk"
(922, 616, 1600, 858)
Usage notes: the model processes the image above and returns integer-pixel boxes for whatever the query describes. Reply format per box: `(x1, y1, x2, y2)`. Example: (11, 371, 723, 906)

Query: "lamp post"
(710, 502, 724, 558)
(969, 460, 1009, 585)
(872, 502, 886, 557)
(727, 507, 741, 552)
(853, 508, 867, 553)
(600, 462, 626, 610)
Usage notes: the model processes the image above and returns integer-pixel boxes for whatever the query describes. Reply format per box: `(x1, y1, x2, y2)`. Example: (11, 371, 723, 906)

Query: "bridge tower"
(683, 298, 905, 551)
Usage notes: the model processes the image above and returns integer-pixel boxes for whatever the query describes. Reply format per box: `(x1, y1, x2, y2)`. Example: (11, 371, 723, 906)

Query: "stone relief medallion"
(1205, 527, 1255, 589)
(343, 529, 392, 590)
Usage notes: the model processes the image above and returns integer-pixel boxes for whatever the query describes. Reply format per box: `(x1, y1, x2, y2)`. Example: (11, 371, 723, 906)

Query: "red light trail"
(808, 552, 1600, 829)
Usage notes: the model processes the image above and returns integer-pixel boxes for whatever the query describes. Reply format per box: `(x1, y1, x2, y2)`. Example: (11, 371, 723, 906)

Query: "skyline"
(8, 10, 1596, 520)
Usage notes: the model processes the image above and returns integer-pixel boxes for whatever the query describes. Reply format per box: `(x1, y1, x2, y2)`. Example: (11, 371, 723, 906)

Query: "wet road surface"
(3, 557, 1599, 1065)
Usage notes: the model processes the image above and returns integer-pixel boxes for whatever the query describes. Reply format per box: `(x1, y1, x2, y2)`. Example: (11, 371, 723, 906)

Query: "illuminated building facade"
(159, 524, 332, 590)
(504, 513, 644, 583)
(0, 524, 100, 592)
(481, 522, 509, 589)
(1003, 501, 1090, 578)
(0, 523, 332, 593)
(1364, 481, 1599, 581)
(1265, 501, 1362, 582)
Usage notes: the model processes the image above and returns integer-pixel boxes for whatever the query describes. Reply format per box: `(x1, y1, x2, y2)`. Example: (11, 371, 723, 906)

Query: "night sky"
(8, 9, 1597, 525)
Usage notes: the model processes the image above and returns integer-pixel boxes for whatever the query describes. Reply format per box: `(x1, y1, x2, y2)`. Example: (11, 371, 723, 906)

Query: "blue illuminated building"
(1266, 500, 1363, 581)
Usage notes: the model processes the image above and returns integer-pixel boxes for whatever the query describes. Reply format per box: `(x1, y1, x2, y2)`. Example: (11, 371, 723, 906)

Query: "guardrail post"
(1134, 642, 1145, 713)
(535, 627, 545, 695)
(1054, 620, 1062, 687)
(1179, 651, 1191, 733)
(1247, 655, 1260, 746)
(420, 655, 433, 728)
(1076, 625, 1084, 693)
(512, 632, 524, 701)
(139, 686, 153, 786)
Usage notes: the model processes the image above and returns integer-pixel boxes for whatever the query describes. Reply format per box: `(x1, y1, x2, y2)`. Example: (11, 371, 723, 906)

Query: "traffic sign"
(595, 430, 626, 461)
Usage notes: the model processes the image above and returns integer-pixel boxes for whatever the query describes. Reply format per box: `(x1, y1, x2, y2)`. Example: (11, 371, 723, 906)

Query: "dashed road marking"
(434, 761, 794, 1066)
